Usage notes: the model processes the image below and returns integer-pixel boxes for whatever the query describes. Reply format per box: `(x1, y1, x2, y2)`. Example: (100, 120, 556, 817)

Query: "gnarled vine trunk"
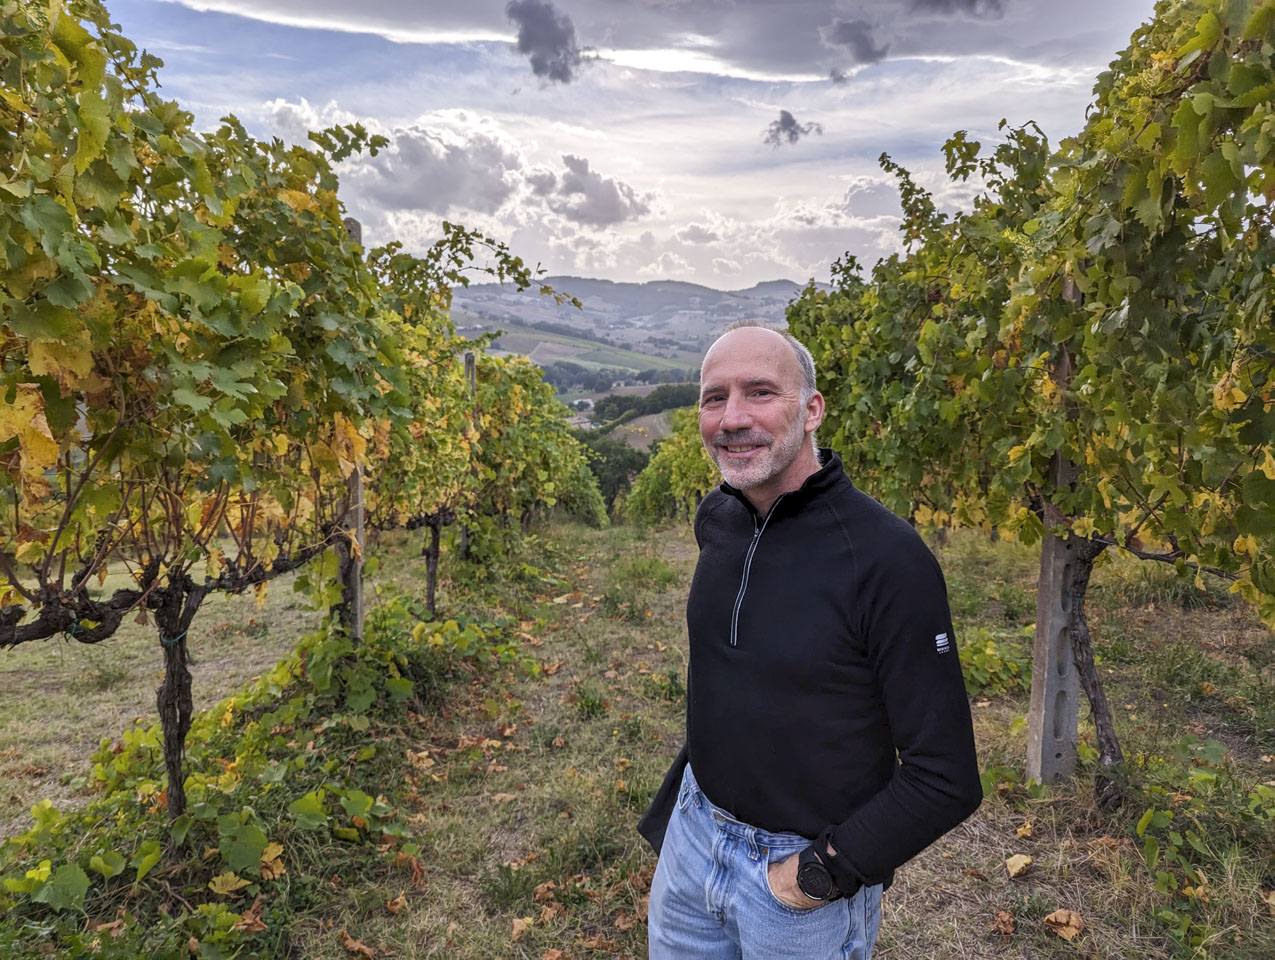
(1065, 537, 1125, 811)
(153, 578, 208, 839)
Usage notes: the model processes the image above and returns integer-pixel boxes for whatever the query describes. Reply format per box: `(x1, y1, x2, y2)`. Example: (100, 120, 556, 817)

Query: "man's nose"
(720, 392, 751, 430)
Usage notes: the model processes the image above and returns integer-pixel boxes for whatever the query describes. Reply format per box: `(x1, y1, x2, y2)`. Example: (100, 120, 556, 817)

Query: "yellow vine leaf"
(260, 842, 286, 880)
(208, 871, 251, 895)
(1234, 534, 1258, 557)
(277, 188, 320, 214)
(27, 340, 94, 397)
(0, 385, 60, 492)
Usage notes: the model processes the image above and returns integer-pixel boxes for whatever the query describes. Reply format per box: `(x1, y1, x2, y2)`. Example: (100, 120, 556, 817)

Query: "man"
(640, 324, 982, 959)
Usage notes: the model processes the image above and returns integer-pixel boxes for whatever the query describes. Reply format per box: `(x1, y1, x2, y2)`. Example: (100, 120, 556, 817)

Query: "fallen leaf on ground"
(492, 792, 517, 803)
(961, 867, 989, 882)
(1016, 821, 1032, 838)
(540, 902, 565, 922)
(1261, 888, 1275, 917)
(233, 895, 268, 933)
(386, 893, 407, 915)
(92, 913, 127, 938)
(534, 880, 558, 902)
(1043, 909, 1085, 941)
(511, 916, 534, 941)
(260, 842, 286, 880)
(993, 909, 1014, 938)
(1005, 854, 1032, 878)
(340, 929, 376, 957)
(208, 872, 251, 895)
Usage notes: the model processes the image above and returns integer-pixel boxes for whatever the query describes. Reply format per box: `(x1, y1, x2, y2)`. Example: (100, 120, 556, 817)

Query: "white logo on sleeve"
(935, 632, 950, 654)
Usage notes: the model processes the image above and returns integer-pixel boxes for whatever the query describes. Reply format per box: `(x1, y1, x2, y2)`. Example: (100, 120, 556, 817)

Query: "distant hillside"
(452, 276, 826, 360)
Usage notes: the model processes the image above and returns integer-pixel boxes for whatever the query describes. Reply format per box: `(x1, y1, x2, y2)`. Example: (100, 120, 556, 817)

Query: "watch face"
(797, 862, 834, 900)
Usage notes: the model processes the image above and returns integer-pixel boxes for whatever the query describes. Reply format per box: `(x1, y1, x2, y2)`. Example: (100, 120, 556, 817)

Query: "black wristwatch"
(796, 846, 842, 902)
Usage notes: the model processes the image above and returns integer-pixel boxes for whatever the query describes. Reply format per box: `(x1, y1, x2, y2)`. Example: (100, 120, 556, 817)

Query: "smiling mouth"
(719, 443, 764, 454)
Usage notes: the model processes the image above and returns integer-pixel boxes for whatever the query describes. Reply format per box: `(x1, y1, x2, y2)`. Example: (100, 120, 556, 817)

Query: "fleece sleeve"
(821, 539, 983, 892)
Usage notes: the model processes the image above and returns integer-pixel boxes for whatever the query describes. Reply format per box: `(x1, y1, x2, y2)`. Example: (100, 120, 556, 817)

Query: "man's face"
(697, 328, 817, 493)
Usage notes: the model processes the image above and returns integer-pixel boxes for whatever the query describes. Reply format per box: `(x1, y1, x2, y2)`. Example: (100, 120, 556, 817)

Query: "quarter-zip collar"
(720, 449, 848, 648)
(719, 447, 848, 520)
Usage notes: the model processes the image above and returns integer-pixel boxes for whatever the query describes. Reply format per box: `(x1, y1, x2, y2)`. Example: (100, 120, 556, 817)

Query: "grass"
(2, 524, 1272, 958)
(0, 572, 319, 839)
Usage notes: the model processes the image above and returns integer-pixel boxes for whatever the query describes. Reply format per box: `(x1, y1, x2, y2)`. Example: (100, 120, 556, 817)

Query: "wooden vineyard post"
(1026, 276, 1084, 786)
(1026, 480, 1081, 784)
(334, 216, 366, 642)
(458, 349, 477, 561)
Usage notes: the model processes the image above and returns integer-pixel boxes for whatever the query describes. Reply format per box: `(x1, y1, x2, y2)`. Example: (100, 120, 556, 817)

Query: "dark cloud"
(910, 0, 1006, 17)
(822, 19, 889, 64)
(506, 0, 587, 83)
(829, 67, 849, 84)
(763, 110, 823, 148)
(548, 154, 650, 226)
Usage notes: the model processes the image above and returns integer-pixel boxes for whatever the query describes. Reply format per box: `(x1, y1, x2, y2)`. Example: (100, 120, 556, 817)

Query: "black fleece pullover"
(639, 450, 982, 895)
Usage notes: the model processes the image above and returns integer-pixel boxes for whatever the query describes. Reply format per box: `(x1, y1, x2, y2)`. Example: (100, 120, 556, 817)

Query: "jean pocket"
(760, 851, 834, 917)
(676, 780, 695, 812)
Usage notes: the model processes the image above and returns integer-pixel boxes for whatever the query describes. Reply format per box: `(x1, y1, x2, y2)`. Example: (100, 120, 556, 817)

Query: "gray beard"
(708, 414, 806, 491)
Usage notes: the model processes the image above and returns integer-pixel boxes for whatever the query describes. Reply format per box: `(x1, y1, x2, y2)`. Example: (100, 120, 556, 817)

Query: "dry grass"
(4, 523, 1272, 958)
(0, 573, 319, 839)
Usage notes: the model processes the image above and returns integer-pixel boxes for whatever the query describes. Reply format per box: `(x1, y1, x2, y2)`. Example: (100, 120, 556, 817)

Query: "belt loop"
(745, 826, 759, 860)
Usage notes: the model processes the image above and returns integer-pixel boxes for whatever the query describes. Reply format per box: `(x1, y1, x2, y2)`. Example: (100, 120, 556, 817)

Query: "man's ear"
(804, 391, 825, 434)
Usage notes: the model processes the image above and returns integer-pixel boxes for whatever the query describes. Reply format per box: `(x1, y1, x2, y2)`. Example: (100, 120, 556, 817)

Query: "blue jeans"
(648, 763, 883, 959)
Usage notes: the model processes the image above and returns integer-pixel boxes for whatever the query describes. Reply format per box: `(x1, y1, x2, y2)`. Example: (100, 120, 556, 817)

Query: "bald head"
(701, 325, 817, 405)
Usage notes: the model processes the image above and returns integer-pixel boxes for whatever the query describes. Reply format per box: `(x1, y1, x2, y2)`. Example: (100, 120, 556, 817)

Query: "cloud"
(527, 167, 558, 195)
(910, 0, 1006, 17)
(352, 122, 523, 215)
(763, 110, 823, 148)
(547, 154, 651, 226)
(155, 0, 1147, 87)
(261, 97, 357, 147)
(637, 250, 692, 278)
(506, 0, 588, 83)
(676, 222, 720, 244)
(822, 19, 889, 65)
(838, 177, 903, 220)
(712, 257, 742, 276)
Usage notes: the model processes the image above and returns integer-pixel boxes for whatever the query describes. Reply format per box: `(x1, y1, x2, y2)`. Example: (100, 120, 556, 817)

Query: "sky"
(109, 0, 1158, 288)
